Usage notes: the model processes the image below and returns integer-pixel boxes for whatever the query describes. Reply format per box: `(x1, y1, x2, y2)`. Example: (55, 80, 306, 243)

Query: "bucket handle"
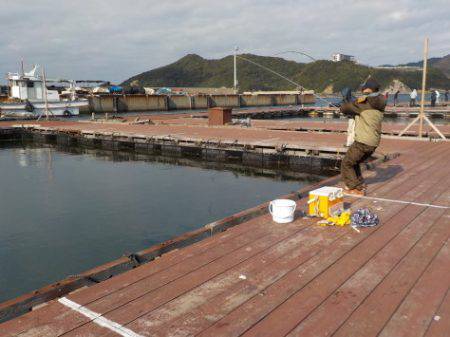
(269, 201, 274, 215)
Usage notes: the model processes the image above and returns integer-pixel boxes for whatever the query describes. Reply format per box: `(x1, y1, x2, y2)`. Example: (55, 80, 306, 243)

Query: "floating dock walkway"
(0, 116, 449, 337)
(203, 105, 450, 119)
(144, 113, 450, 139)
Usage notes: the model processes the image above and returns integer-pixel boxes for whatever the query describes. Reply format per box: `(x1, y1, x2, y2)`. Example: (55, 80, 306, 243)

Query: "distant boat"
(0, 64, 88, 118)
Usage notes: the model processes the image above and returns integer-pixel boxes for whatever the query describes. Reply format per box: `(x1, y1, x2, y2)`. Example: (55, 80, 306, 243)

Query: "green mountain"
(122, 54, 304, 91)
(399, 54, 450, 78)
(296, 60, 450, 92)
(122, 54, 450, 93)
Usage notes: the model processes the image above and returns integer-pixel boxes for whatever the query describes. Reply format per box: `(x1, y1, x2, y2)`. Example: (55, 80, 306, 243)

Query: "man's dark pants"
(341, 141, 376, 190)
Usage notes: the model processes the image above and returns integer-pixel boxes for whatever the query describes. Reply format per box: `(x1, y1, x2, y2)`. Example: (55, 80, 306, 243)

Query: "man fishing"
(340, 77, 386, 196)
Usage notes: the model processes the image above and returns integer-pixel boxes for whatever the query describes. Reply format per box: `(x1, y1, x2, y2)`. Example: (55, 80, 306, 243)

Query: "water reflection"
(0, 144, 324, 302)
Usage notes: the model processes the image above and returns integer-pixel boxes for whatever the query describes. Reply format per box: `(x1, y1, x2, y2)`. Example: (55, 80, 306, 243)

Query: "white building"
(332, 53, 356, 62)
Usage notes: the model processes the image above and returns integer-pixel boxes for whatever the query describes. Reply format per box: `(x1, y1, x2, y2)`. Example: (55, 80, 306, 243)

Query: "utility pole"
(233, 46, 239, 94)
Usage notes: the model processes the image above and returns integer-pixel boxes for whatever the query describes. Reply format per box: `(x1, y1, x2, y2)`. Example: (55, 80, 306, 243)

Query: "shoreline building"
(332, 53, 356, 62)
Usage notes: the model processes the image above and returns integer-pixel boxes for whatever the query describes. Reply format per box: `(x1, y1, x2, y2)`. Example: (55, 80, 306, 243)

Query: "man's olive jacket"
(340, 94, 386, 147)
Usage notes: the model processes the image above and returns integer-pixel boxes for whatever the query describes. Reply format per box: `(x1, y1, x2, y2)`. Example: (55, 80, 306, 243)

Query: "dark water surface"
(0, 145, 323, 302)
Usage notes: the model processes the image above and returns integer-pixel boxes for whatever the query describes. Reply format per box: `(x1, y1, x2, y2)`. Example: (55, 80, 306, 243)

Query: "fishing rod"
(272, 50, 317, 62)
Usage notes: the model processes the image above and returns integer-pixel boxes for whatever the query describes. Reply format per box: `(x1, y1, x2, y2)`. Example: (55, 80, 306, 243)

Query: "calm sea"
(0, 145, 323, 302)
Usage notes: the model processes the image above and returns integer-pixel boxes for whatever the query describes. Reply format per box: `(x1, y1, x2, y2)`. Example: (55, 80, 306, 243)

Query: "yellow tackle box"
(308, 186, 344, 218)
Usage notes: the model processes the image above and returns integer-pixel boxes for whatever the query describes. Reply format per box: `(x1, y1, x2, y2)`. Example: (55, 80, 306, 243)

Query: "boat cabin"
(7, 66, 59, 102)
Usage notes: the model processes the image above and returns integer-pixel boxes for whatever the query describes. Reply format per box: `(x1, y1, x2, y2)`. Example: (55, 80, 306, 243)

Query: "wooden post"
(399, 38, 446, 140)
(418, 38, 428, 137)
(41, 66, 51, 120)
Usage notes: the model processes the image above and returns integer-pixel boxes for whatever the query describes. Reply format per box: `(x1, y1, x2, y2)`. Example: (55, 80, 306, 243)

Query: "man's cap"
(361, 77, 380, 92)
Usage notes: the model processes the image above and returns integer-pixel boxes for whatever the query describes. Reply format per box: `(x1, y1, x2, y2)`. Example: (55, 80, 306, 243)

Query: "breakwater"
(0, 126, 343, 176)
(81, 93, 315, 113)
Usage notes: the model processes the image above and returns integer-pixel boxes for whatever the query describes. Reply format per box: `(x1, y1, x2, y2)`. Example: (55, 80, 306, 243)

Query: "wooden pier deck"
(0, 119, 449, 337)
(213, 105, 450, 119)
(142, 115, 450, 138)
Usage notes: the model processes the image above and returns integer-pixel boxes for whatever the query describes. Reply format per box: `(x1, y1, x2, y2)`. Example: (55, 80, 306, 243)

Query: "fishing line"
(236, 55, 339, 107)
(344, 194, 450, 209)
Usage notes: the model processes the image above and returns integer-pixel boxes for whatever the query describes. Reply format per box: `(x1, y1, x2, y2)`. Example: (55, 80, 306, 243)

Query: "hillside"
(122, 54, 304, 91)
(296, 60, 450, 92)
(400, 54, 450, 78)
(122, 54, 450, 93)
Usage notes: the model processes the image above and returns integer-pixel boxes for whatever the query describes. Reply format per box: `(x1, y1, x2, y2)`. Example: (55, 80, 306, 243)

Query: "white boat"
(0, 65, 88, 118)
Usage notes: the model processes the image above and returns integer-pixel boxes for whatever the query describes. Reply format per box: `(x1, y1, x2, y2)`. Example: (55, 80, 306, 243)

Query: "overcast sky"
(1, 0, 449, 83)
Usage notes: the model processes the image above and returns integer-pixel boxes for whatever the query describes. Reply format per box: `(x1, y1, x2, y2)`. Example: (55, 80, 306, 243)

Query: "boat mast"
(41, 66, 51, 120)
(18, 60, 23, 101)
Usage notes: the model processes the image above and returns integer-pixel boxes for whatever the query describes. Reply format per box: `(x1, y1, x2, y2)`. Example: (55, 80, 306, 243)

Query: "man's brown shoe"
(344, 188, 365, 196)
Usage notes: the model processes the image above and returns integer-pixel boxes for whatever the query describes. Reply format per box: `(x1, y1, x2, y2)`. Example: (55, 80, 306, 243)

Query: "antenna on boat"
(17, 59, 25, 101)
(20, 59, 25, 76)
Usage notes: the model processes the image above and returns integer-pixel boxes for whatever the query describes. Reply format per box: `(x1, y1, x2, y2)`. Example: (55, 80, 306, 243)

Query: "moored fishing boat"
(0, 65, 88, 118)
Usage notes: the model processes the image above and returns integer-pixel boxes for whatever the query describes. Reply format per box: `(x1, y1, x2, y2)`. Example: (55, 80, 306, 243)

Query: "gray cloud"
(1, 0, 449, 83)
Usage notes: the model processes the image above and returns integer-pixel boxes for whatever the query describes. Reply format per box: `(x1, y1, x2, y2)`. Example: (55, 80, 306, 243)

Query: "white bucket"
(269, 199, 297, 223)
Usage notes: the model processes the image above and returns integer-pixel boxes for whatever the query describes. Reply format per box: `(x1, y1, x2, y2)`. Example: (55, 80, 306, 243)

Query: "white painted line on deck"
(344, 194, 450, 209)
(58, 297, 143, 337)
